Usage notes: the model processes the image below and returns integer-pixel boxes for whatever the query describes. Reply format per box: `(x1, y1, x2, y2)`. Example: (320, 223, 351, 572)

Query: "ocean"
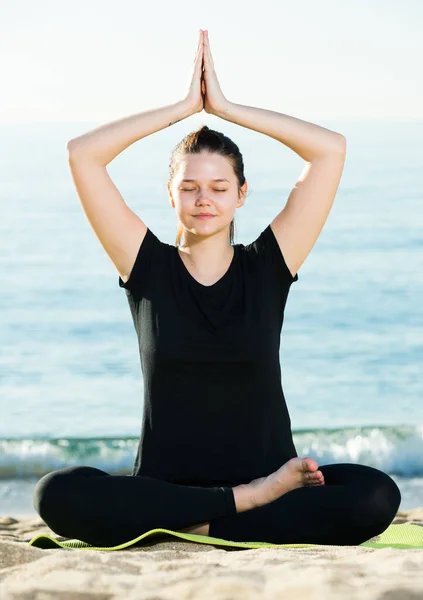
(1, 117, 422, 515)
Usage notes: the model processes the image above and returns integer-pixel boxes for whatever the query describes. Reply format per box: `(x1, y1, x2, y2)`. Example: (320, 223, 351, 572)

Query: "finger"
(194, 33, 202, 62)
(198, 31, 204, 58)
(203, 31, 215, 71)
(195, 37, 204, 73)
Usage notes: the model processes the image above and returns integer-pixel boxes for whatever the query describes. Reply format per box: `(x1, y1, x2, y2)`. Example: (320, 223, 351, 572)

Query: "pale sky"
(1, 0, 421, 122)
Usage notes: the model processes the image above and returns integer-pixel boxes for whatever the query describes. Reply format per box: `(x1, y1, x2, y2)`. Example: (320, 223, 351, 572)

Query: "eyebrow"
(180, 178, 230, 183)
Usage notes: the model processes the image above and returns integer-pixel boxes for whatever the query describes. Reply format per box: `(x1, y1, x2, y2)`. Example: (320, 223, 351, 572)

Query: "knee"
(359, 469, 401, 529)
(33, 468, 71, 524)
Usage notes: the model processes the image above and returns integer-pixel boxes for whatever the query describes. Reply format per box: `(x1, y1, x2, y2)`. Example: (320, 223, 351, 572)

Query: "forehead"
(176, 152, 231, 181)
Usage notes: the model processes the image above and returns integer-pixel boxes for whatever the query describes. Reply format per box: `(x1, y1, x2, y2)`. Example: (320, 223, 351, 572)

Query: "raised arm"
(201, 29, 346, 280)
(67, 100, 194, 167)
(214, 101, 346, 279)
(67, 100, 194, 284)
(67, 31, 205, 284)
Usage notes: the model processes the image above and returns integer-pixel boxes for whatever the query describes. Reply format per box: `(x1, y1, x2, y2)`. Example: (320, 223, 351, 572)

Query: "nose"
(196, 194, 212, 205)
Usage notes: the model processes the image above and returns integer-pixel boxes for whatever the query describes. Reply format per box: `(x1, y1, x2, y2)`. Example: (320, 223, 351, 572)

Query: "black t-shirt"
(119, 225, 299, 486)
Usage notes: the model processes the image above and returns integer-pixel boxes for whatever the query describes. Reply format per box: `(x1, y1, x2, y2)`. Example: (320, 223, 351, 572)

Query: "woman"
(33, 30, 400, 547)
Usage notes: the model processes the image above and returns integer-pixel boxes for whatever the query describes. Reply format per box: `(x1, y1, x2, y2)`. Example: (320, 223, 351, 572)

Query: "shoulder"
(240, 226, 298, 284)
(118, 228, 171, 296)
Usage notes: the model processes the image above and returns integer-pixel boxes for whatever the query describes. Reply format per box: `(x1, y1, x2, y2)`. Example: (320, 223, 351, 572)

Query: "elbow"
(66, 139, 78, 160)
(67, 137, 93, 163)
(66, 138, 103, 165)
(336, 134, 347, 154)
(66, 138, 81, 157)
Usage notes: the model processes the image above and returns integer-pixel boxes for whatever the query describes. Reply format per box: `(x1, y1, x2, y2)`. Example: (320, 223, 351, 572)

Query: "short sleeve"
(118, 227, 160, 297)
(250, 225, 298, 285)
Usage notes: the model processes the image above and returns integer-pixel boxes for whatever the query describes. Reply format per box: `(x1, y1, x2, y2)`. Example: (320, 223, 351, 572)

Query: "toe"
(304, 457, 318, 472)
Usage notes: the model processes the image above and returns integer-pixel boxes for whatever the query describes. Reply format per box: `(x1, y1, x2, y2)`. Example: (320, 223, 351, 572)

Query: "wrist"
(212, 100, 233, 119)
(180, 97, 202, 117)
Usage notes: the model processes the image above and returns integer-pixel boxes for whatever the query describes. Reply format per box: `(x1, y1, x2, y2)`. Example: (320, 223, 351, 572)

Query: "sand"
(1, 510, 423, 599)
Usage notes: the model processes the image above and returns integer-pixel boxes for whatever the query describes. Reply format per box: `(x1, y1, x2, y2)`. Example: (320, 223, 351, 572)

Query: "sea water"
(1, 118, 422, 515)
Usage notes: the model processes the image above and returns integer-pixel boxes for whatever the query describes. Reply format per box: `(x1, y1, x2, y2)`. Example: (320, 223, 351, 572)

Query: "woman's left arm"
(216, 102, 347, 279)
(216, 102, 345, 161)
(201, 29, 346, 279)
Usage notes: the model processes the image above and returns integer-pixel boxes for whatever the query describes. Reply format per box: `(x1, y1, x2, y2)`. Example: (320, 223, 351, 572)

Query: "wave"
(1, 424, 422, 479)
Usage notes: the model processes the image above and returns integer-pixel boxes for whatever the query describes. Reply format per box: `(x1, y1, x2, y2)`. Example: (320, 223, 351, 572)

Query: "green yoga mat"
(28, 523, 423, 551)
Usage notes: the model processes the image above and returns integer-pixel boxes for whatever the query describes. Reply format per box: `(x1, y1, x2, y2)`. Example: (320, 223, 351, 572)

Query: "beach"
(1, 1, 422, 596)
(1, 509, 423, 599)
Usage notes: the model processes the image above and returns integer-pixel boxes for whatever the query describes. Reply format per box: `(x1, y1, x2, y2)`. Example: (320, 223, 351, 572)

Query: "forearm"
(216, 102, 345, 162)
(67, 99, 193, 166)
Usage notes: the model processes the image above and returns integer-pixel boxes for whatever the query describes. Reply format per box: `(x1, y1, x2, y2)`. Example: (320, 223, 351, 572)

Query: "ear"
(238, 181, 248, 206)
(168, 181, 175, 207)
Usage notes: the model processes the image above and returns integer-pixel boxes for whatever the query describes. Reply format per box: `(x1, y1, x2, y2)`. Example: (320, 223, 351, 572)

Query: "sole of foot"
(248, 457, 325, 509)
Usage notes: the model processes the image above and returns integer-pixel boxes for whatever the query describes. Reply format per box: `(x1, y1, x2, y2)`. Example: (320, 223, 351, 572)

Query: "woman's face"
(168, 152, 247, 236)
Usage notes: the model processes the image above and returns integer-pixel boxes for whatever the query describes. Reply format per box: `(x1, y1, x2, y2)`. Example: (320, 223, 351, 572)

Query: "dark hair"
(168, 125, 247, 247)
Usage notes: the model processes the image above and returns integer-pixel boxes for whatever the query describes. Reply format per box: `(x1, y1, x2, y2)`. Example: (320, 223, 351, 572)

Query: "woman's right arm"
(67, 99, 194, 284)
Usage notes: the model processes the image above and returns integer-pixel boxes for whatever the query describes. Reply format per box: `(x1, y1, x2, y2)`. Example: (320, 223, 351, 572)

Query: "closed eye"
(181, 189, 227, 192)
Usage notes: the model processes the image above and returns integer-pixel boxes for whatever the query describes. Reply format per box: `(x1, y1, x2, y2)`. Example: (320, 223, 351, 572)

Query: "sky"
(1, 0, 421, 122)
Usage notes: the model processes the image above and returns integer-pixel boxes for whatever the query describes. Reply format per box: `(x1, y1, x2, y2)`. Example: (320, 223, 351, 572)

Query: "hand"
(202, 30, 229, 116)
(184, 30, 205, 114)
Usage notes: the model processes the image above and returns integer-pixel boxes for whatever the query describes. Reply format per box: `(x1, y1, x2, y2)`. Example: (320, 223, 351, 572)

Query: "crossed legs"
(33, 462, 401, 547)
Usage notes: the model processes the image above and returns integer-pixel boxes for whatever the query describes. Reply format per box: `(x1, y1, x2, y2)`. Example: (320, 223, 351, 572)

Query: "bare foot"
(247, 457, 325, 509)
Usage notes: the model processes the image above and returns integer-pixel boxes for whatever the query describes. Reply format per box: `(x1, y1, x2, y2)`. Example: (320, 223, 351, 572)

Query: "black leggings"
(33, 462, 401, 548)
